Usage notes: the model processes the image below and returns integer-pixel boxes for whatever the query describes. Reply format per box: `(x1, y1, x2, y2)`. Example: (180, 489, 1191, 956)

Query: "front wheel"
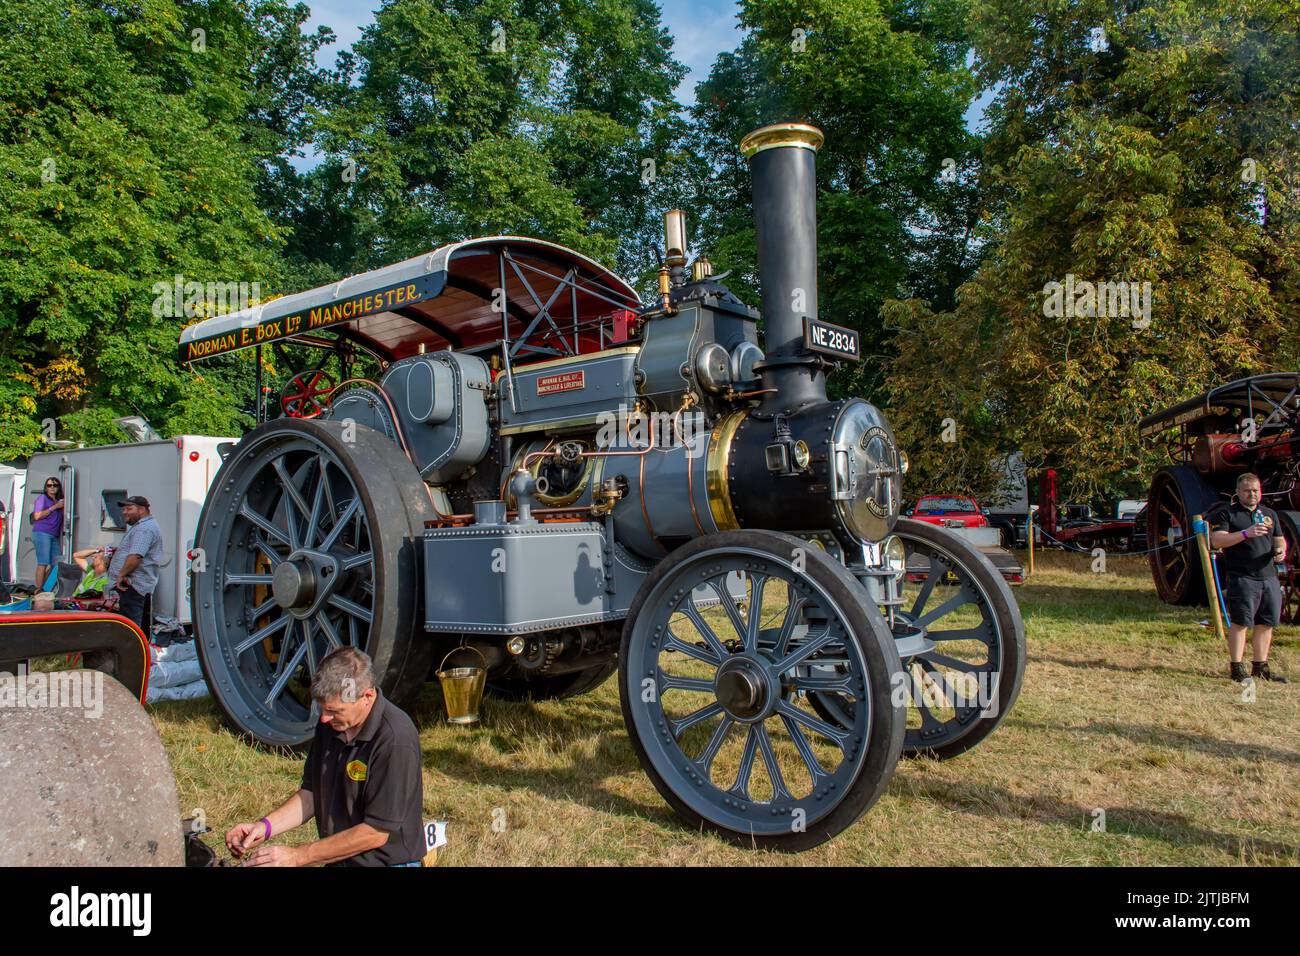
(618, 530, 905, 851)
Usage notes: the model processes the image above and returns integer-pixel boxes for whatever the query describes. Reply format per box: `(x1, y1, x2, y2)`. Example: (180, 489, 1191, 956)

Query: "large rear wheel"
(193, 418, 432, 747)
(1147, 465, 1221, 606)
(619, 530, 904, 851)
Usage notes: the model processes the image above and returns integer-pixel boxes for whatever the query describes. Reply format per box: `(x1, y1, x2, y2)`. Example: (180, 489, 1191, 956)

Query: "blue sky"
(303, 0, 745, 105)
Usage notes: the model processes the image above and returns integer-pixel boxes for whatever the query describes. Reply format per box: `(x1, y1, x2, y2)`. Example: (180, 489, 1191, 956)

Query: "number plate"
(803, 318, 860, 360)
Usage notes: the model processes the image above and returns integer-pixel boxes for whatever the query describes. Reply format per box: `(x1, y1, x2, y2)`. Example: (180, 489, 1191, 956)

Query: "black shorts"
(1223, 575, 1282, 628)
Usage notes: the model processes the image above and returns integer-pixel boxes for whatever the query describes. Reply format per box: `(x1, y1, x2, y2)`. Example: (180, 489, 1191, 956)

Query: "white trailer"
(986, 451, 1030, 548)
(1116, 498, 1146, 520)
(14, 437, 233, 623)
(0, 464, 27, 581)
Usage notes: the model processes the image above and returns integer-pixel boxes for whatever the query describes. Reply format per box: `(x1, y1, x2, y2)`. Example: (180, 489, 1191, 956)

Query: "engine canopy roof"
(177, 237, 641, 364)
(1138, 373, 1300, 438)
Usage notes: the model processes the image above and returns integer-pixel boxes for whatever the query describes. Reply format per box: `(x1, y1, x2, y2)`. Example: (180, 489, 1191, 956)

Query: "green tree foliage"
(885, 0, 1300, 500)
(306, 0, 688, 282)
(4, 0, 1298, 520)
(0, 0, 329, 457)
(689, 0, 983, 396)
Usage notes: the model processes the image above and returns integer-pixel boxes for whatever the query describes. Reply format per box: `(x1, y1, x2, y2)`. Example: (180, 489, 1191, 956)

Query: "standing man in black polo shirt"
(1209, 472, 1288, 683)
(226, 647, 427, 866)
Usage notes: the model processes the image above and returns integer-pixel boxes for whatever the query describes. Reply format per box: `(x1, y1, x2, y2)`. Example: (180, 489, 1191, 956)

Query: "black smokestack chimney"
(741, 122, 827, 415)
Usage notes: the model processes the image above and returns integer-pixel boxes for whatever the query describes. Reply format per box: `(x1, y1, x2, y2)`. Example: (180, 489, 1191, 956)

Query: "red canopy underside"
(177, 238, 641, 365)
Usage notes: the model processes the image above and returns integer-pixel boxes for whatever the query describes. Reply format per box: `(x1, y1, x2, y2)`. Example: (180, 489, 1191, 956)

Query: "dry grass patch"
(149, 550, 1299, 865)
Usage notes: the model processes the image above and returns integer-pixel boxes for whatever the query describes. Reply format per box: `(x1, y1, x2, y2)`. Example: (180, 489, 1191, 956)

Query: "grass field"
(150, 551, 1300, 865)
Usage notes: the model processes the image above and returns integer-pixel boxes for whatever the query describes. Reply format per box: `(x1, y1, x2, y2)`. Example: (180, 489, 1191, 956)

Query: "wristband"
(261, 817, 272, 840)
(1242, 529, 1249, 541)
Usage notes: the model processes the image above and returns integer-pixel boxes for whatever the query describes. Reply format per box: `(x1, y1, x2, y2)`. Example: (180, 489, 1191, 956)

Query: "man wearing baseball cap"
(105, 495, 164, 631)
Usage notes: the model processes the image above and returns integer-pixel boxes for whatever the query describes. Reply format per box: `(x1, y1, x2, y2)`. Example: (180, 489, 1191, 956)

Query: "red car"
(906, 495, 990, 529)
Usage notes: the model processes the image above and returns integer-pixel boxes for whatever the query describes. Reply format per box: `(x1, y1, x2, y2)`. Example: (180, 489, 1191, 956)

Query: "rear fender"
(0, 612, 150, 702)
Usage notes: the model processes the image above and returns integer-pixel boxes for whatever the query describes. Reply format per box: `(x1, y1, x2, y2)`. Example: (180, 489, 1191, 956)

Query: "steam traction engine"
(182, 124, 1025, 849)
(1140, 375, 1300, 622)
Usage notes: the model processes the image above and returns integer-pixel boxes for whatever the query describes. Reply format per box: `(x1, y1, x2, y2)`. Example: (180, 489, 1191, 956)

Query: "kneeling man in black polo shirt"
(1209, 472, 1288, 684)
(226, 647, 426, 866)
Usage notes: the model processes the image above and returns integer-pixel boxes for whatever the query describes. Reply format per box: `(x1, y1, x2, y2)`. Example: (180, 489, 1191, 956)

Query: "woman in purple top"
(30, 476, 64, 588)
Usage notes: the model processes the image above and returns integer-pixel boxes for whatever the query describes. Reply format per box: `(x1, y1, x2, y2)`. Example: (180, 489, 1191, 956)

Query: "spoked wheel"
(619, 530, 904, 851)
(890, 519, 1024, 758)
(193, 418, 432, 747)
(280, 369, 336, 419)
(1147, 465, 1221, 606)
(1277, 511, 1300, 624)
(806, 519, 1024, 760)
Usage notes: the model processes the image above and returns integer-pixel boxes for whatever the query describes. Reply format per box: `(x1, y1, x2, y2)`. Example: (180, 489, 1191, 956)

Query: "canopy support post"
(255, 343, 264, 424)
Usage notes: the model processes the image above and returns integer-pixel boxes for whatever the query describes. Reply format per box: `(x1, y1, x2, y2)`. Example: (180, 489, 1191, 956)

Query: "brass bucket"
(436, 646, 487, 725)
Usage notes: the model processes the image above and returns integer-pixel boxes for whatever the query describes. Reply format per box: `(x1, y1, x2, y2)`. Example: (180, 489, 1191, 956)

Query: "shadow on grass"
(409, 684, 620, 738)
(1030, 652, 1212, 681)
(898, 775, 1300, 862)
(149, 696, 312, 758)
(147, 697, 220, 723)
(1017, 718, 1300, 768)
(422, 731, 675, 825)
(408, 683, 680, 827)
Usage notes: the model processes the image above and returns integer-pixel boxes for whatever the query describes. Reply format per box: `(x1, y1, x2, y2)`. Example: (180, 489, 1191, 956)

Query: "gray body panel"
(423, 519, 652, 634)
(330, 388, 399, 443)
(605, 429, 718, 558)
(635, 298, 759, 410)
(378, 351, 491, 482)
(507, 419, 721, 561)
(499, 348, 639, 435)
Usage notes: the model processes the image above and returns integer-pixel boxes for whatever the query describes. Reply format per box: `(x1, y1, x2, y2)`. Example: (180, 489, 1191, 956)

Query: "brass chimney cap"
(740, 122, 824, 159)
